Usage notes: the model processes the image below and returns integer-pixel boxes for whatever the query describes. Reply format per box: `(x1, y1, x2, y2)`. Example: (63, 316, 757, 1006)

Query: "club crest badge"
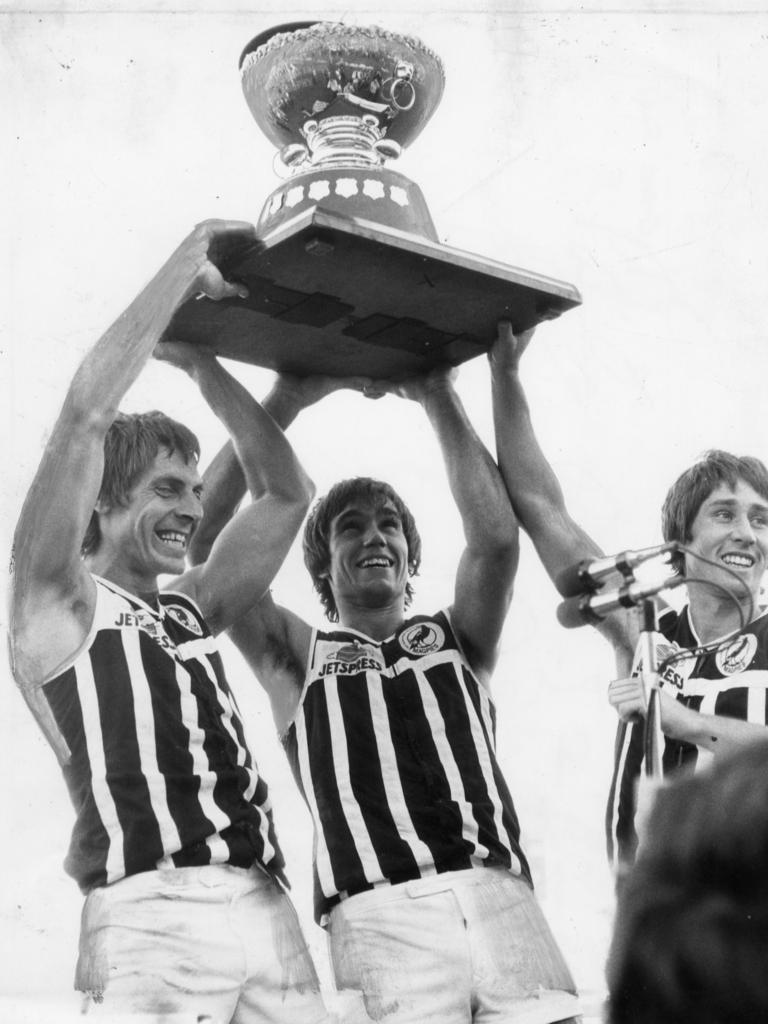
(399, 621, 445, 656)
(715, 633, 758, 676)
(164, 604, 204, 637)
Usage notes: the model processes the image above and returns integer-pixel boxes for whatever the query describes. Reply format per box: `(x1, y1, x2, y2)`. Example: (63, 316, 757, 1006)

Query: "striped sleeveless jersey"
(282, 609, 530, 923)
(607, 605, 768, 868)
(43, 575, 283, 892)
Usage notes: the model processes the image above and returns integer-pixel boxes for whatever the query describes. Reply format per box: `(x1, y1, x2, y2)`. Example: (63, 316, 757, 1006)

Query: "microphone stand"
(638, 597, 664, 779)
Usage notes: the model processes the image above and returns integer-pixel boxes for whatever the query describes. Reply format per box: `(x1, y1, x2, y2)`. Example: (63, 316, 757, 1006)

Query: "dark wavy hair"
(661, 449, 768, 575)
(82, 411, 200, 556)
(607, 738, 768, 1024)
(303, 477, 422, 621)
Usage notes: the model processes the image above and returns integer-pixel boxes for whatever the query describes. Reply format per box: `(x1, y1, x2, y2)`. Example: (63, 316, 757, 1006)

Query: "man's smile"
(720, 551, 756, 569)
(155, 529, 190, 552)
(357, 556, 394, 569)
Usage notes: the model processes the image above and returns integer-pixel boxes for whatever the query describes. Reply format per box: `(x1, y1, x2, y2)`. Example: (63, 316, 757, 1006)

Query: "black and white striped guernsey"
(281, 609, 531, 923)
(43, 575, 283, 892)
(607, 604, 768, 868)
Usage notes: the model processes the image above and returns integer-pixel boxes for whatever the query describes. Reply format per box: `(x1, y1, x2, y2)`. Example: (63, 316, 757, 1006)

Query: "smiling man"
(9, 220, 330, 1022)
(190, 368, 581, 1024)
(606, 458, 768, 867)
(489, 322, 768, 876)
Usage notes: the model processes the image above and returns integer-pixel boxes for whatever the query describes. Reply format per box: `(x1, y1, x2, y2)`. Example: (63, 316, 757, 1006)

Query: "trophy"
(169, 21, 581, 376)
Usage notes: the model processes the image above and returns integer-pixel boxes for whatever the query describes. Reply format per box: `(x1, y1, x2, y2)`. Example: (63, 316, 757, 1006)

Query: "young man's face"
(96, 448, 204, 585)
(685, 479, 768, 603)
(324, 497, 410, 613)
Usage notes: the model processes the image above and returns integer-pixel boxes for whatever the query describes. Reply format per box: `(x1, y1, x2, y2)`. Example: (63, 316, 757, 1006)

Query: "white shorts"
(76, 863, 329, 1024)
(327, 867, 580, 1024)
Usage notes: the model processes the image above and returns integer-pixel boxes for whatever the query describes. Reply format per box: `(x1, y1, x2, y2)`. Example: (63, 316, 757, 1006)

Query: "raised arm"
(489, 322, 635, 667)
(188, 374, 368, 566)
(156, 346, 315, 634)
(10, 220, 252, 754)
(379, 367, 519, 687)
(186, 374, 370, 725)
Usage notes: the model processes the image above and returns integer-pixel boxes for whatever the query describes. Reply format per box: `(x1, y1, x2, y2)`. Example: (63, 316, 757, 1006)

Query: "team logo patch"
(317, 641, 385, 677)
(399, 622, 445, 656)
(164, 604, 203, 636)
(715, 633, 758, 676)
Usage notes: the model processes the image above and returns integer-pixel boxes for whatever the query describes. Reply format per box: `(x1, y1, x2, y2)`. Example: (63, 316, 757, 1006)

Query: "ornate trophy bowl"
(241, 21, 444, 240)
(169, 21, 581, 378)
(240, 22, 444, 153)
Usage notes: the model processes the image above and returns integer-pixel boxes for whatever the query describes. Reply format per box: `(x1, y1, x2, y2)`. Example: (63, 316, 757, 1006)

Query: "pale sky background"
(3, 1, 768, 1020)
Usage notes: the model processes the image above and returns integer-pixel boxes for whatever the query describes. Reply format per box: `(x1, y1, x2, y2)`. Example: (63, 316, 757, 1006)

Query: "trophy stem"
(278, 115, 402, 173)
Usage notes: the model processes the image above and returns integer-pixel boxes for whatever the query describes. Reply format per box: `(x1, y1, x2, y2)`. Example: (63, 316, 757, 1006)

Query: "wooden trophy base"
(168, 208, 581, 378)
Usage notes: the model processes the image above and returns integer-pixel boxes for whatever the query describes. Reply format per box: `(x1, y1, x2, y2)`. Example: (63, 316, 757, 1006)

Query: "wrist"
(422, 379, 458, 413)
(490, 359, 522, 382)
(184, 350, 219, 382)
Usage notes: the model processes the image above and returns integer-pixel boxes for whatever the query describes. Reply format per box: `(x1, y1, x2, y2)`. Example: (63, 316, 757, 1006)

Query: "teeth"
(722, 554, 754, 567)
(360, 558, 391, 568)
(157, 531, 186, 549)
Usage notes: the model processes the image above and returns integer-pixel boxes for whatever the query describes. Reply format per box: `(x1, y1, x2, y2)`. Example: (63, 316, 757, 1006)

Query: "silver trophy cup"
(169, 21, 581, 377)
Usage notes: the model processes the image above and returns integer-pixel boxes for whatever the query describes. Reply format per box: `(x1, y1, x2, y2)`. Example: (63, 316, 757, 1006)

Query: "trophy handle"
(381, 61, 416, 111)
(373, 139, 402, 160)
(274, 143, 310, 176)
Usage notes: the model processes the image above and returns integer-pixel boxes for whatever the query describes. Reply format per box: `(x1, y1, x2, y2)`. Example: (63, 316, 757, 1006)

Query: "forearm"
(664, 701, 768, 757)
(68, 240, 205, 426)
(188, 376, 316, 566)
(491, 365, 569, 519)
(491, 363, 603, 570)
(191, 360, 312, 505)
(13, 243, 207, 590)
(423, 384, 517, 552)
(261, 382, 308, 431)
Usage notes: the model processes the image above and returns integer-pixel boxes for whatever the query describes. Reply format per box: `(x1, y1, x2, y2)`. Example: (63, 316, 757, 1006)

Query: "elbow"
(474, 529, 520, 570)
(62, 383, 119, 436)
(494, 535, 520, 571)
(303, 472, 317, 509)
(294, 468, 316, 515)
(476, 506, 520, 558)
(273, 474, 315, 524)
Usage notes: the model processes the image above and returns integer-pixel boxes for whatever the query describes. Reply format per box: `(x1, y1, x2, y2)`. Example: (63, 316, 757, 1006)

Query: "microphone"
(556, 575, 686, 629)
(554, 542, 678, 597)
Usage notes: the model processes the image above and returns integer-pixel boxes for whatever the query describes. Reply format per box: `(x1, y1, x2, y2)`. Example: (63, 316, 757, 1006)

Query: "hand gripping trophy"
(170, 21, 581, 376)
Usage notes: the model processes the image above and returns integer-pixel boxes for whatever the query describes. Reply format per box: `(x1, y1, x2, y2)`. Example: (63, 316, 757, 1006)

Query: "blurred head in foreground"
(607, 738, 768, 1024)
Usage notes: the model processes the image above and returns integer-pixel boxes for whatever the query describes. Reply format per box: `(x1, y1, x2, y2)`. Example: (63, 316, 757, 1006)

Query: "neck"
(335, 597, 406, 641)
(687, 583, 759, 643)
(85, 552, 159, 605)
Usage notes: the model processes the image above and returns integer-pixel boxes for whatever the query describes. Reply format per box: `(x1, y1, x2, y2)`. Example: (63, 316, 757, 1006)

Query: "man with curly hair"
(191, 368, 581, 1024)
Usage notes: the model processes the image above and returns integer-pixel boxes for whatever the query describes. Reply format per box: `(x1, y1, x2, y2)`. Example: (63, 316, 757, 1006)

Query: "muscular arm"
(185, 374, 369, 715)
(10, 220, 253, 757)
(160, 348, 315, 634)
(489, 322, 635, 670)
(10, 222, 251, 683)
(381, 369, 519, 687)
